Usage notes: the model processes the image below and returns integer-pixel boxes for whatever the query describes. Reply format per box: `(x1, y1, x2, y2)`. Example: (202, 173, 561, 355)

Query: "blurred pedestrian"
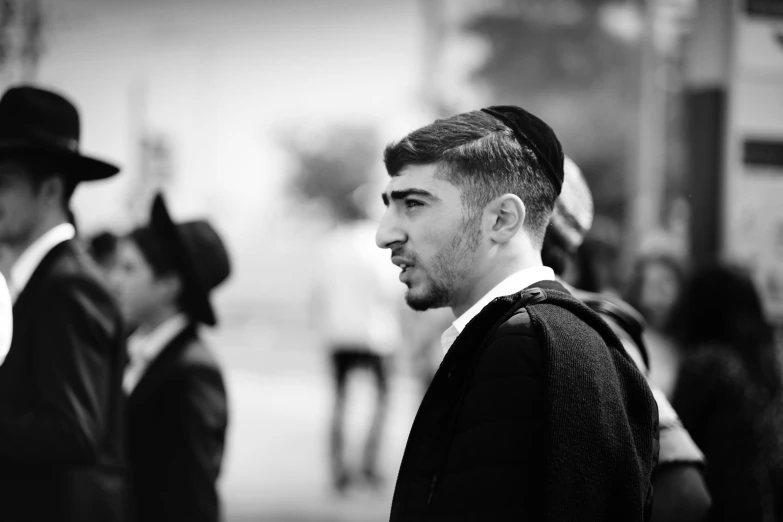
(627, 253, 687, 398)
(88, 230, 120, 281)
(376, 106, 658, 521)
(109, 193, 230, 522)
(542, 156, 710, 522)
(312, 192, 403, 493)
(670, 262, 783, 522)
(0, 85, 127, 521)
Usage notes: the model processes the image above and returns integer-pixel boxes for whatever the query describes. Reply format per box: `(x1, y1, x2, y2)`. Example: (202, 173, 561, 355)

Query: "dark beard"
(404, 280, 450, 311)
(404, 211, 482, 311)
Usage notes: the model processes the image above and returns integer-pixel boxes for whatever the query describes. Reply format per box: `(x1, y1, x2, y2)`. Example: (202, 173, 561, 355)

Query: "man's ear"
(37, 175, 65, 206)
(485, 194, 525, 244)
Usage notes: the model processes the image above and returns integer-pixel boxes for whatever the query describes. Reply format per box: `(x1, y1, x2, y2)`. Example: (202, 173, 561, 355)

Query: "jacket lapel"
(12, 240, 76, 313)
(127, 325, 196, 412)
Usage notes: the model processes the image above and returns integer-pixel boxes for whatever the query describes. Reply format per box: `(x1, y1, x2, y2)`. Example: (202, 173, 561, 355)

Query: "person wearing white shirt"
(109, 193, 230, 522)
(0, 85, 126, 522)
(376, 106, 658, 521)
(313, 216, 404, 493)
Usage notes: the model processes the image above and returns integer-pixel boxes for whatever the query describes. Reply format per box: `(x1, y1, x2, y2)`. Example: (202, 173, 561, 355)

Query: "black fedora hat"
(0, 85, 119, 180)
(149, 193, 231, 327)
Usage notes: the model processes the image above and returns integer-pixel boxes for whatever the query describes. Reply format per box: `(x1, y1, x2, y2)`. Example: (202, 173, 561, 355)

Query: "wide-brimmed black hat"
(149, 193, 231, 327)
(0, 85, 119, 180)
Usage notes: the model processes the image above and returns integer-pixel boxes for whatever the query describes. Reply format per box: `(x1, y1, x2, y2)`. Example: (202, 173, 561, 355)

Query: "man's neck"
(7, 215, 69, 262)
(138, 306, 183, 336)
(451, 255, 543, 318)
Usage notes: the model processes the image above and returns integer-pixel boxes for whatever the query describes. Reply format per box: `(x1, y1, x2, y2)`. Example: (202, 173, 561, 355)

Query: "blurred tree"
(463, 0, 641, 224)
(281, 123, 381, 223)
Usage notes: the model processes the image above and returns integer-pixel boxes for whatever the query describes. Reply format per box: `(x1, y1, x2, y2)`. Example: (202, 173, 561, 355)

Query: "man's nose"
(376, 208, 405, 249)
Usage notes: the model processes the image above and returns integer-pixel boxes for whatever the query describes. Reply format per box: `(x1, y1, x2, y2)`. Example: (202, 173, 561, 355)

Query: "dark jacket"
(126, 325, 228, 522)
(0, 239, 128, 522)
(673, 346, 782, 522)
(390, 280, 659, 521)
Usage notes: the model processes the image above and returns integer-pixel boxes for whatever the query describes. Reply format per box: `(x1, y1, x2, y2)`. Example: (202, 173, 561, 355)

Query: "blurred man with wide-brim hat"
(109, 192, 230, 522)
(0, 84, 128, 521)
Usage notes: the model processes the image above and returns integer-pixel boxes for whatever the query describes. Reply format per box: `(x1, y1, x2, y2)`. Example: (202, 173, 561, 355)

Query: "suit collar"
(9, 223, 75, 302)
(12, 239, 78, 311)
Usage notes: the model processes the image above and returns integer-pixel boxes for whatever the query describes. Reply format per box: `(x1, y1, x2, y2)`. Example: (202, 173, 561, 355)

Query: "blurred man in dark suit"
(110, 193, 230, 522)
(0, 85, 127, 521)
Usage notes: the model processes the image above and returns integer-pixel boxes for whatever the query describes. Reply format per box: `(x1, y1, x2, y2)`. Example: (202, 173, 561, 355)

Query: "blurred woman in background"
(626, 253, 686, 397)
(669, 262, 783, 522)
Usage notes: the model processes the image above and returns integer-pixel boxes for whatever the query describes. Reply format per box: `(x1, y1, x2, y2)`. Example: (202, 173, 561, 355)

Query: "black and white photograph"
(0, 0, 781, 521)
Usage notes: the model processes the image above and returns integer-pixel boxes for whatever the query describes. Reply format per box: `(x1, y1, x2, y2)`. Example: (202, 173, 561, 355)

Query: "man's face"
(0, 160, 46, 246)
(376, 164, 483, 311)
(108, 238, 172, 328)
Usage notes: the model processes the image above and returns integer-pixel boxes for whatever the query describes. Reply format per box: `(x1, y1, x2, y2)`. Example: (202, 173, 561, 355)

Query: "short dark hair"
(383, 110, 558, 247)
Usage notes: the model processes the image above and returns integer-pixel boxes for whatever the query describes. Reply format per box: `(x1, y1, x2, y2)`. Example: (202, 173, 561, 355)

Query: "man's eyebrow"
(382, 189, 441, 207)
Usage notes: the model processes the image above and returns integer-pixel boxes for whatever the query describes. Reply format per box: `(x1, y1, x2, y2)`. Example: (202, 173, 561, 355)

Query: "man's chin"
(405, 289, 449, 312)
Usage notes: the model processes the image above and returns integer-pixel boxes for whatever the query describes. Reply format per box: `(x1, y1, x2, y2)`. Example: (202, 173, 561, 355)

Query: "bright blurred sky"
(33, 0, 440, 307)
(37, 0, 432, 232)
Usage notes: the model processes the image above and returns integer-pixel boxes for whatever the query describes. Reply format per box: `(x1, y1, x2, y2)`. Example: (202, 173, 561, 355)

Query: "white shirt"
(123, 313, 189, 394)
(0, 272, 12, 366)
(440, 266, 555, 353)
(8, 223, 76, 303)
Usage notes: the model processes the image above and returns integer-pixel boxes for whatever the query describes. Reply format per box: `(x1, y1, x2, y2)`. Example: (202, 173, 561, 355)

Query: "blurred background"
(1, 0, 782, 520)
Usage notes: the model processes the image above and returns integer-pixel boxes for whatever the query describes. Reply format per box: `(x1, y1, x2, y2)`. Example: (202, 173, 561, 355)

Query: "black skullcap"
(481, 105, 565, 195)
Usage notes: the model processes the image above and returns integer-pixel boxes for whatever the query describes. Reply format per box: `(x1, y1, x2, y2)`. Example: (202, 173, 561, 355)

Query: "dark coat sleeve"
(0, 276, 119, 464)
(161, 365, 228, 522)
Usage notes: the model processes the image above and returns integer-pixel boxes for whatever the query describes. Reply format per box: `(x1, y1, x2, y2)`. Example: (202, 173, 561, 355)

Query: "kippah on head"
(480, 105, 565, 195)
(549, 156, 594, 252)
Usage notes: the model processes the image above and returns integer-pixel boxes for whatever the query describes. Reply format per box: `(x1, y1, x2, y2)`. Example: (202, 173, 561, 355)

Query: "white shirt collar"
(124, 313, 189, 394)
(440, 266, 555, 353)
(9, 223, 76, 302)
(0, 272, 12, 366)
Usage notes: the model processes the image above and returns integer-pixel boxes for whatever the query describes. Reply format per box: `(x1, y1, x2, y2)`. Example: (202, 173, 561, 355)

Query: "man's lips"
(391, 255, 415, 271)
(391, 255, 416, 283)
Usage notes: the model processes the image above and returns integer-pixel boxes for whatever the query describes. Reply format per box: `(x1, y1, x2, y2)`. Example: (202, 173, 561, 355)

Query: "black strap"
(580, 296, 650, 370)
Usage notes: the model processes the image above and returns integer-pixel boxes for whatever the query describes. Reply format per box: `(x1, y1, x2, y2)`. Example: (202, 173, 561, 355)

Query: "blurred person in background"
(312, 185, 404, 494)
(542, 156, 710, 522)
(88, 230, 120, 282)
(377, 106, 658, 521)
(109, 193, 230, 522)
(626, 252, 687, 398)
(669, 262, 783, 522)
(0, 85, 127, 521)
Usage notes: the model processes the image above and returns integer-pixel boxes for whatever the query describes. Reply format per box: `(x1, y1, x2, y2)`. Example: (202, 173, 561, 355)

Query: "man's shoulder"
(494, 307, 536, 338)
(26, 242, 120, 322)
(41, 241, 109, 292)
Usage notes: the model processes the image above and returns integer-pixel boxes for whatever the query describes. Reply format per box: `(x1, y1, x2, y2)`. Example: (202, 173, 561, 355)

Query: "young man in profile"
(376, 106, 659, 521)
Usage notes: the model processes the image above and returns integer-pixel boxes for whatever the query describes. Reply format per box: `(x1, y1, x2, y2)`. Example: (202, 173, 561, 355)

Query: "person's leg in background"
(329, 349, 353, 494)
(362, 352, 390, 488)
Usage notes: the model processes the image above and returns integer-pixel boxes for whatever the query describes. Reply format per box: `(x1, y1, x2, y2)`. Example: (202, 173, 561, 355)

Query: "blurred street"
(206, 313, 420, 522)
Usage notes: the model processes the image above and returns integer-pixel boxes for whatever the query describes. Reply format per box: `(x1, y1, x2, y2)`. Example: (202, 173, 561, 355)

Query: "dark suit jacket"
(126, 325, 228, 522)
(0, 239, 128, 522)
